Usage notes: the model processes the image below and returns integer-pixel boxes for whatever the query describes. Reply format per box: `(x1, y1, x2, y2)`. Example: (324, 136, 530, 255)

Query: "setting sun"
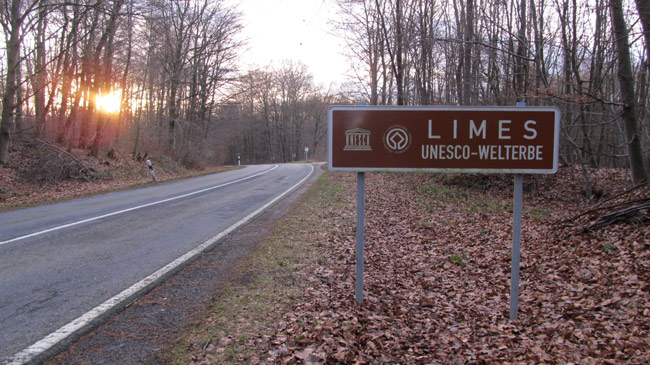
(96, 90, 121, 113)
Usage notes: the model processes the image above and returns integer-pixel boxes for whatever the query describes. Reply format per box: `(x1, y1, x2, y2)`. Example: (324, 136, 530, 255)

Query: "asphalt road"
(0, 163, 313, 364)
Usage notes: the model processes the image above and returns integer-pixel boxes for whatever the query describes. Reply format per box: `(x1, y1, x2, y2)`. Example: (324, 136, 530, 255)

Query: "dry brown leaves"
(263, 168, 649, 363)
(0, 142, 227, 210)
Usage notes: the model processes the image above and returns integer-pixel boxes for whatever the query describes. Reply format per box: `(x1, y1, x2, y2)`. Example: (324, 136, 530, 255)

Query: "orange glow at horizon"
(96, 90, 122, 113)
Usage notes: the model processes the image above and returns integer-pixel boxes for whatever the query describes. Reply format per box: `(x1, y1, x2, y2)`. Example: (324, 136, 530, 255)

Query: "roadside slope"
(0, 142, 236, 212)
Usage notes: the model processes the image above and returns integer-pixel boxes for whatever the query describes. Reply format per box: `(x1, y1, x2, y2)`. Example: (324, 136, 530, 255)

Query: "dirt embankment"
(0, 141, 233, 211)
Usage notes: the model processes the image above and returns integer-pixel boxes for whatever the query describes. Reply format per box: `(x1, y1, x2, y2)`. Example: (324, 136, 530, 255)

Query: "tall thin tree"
(610, 0, 648, 183)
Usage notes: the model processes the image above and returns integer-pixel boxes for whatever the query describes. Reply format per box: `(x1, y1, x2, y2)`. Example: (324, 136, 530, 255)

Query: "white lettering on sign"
(476, 145, 543, 160)
(470, 120, 486, 139)
(428, 119, 441, 139)
(421, 144, 472, 160)
(426, 119, 540, 141)
(499, 120, 511, 139)
(524, 120, 537, 140)
(421, 144, 543, 161)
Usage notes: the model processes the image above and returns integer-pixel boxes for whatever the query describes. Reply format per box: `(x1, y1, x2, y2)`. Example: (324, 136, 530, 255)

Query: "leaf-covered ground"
(0, 142, 232, 211)
(180, 167, 649, 364)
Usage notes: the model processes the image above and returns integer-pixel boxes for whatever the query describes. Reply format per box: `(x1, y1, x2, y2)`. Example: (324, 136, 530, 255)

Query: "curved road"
(0, 163, 313, 364)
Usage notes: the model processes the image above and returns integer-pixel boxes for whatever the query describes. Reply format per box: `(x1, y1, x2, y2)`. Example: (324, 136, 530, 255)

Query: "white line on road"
(9, 164, 314, 365)
(0, 165, 279, 246)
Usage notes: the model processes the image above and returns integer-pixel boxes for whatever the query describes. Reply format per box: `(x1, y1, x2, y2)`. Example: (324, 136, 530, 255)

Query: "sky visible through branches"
(228, 0, 348, 86)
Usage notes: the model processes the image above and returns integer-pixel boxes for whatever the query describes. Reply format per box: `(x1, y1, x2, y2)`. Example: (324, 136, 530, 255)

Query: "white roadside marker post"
(146, 159, 156, 182)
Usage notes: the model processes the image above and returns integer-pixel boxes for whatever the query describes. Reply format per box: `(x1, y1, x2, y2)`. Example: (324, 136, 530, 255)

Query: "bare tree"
(610, 0, 648, 183)
(225, 63, 333, 164)
(0, 0, 40, 163)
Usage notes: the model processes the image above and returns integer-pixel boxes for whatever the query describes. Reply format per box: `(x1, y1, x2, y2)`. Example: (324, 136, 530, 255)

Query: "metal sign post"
(356, 172, 366, 304)
(510, 101, 526, 320)
(510, 174, 523, 319)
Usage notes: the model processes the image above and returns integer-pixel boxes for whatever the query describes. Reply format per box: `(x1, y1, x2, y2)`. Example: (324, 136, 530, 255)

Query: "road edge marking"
(0, 165, 279, 246)
(9, 164, 314, 365)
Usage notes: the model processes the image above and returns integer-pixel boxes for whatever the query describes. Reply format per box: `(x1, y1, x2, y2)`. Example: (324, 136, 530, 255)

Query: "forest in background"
(336, 0, 649, 187)
(0, 0, 649, 190)
(0, 0, 339, 170)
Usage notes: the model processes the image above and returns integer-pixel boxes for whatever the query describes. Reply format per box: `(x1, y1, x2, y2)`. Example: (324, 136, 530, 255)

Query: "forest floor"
(170, 166, 649, 364)
(0, 140, 235, 212)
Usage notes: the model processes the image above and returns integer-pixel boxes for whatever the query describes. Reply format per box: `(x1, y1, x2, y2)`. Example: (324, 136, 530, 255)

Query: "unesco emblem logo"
(383, 125, 411, 153)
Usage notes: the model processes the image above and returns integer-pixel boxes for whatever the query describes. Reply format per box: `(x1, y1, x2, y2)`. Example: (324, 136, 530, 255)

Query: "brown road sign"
(328, 106, 560, 174)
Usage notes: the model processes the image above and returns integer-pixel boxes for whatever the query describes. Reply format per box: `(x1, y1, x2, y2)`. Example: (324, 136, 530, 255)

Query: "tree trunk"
(33, 0, 47, 137)
(118, 0, 133, 143)
(168, 74, 179, 152)
(530, 0, 548, 89)
(394, 0, 404, 105)
(0, 0, 22, 164)
(463, 0, 474, 104)
(515, 0, 528, 99)
(375, 0, 404, 105)
(610, 0, 648, 184)
(90, 0, 124, 156)
(14, 51, 23, 136)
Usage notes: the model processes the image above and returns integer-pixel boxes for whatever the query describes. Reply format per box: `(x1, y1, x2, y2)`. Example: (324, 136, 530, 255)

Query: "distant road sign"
(328, 106, 560, 174)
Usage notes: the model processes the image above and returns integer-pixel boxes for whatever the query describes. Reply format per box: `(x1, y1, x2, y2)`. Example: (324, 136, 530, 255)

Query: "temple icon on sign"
(344, 128, 372, 151)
